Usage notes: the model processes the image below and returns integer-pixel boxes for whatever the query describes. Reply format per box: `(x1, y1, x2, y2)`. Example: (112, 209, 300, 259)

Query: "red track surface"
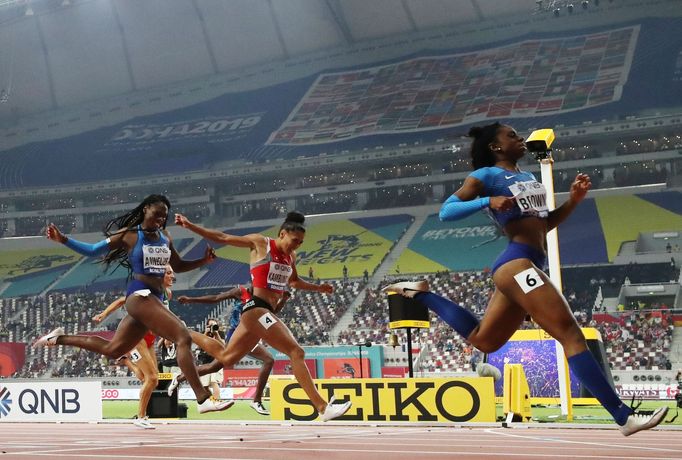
(0, 422, 681, 459)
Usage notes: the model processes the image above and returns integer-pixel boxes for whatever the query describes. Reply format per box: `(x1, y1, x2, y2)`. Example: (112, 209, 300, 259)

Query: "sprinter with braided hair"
(35, 194, 231, 414)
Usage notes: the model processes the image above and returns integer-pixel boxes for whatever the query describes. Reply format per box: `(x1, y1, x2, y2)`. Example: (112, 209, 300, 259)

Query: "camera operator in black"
(158, 338, 179, 373)
(196, 318, 225, 399)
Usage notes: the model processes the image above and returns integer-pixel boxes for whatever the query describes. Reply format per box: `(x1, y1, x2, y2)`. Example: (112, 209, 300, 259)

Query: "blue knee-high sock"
(414, 292, 479, 339)
(567, 350, 632, 425)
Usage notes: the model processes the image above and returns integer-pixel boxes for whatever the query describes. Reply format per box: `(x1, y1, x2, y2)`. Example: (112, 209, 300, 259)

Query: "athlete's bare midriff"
(252, 287, 282, 310)
(503, 216, 549, 253)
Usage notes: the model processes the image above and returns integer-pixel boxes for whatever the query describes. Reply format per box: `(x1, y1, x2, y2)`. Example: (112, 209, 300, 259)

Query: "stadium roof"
(1, 0, 676, 125)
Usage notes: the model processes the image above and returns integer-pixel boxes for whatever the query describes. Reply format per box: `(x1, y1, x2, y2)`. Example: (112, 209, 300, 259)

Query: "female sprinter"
(93, 264, 180, 429)
(34, 194, 231, 414)
(172, 284, 285, 416)
(384, 123, 667, 436)
(173, 211, 352, 421)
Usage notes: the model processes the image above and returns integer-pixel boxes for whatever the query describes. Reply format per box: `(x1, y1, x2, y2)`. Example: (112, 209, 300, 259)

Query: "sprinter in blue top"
(384, 123, 667, 436)
(34, 194, 231, 414)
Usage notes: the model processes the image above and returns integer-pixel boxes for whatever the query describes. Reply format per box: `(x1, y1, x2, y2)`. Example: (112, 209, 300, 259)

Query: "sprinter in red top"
(174, 211, 352, 422)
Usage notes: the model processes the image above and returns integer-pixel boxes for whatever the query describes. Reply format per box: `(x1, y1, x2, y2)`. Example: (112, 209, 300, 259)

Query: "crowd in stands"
(613, 160, 669, 187)
(616, 131, 682, 156)
(364, 184, 433, 210)
(299, 171, 357, 188)
(579, 309, 674, 371)
(370, 163, 431, 180)
(239, 201, 285, 221)
(297, 193, 357, 215)
(5, 292, 121, 378)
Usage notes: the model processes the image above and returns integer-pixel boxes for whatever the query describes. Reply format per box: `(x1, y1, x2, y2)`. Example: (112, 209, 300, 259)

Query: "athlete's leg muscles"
(252, 310, 326, 412)
(134, 341, 159, 418)
(494, 259, 631, 425)
(58, 314, 147, 358)
(127, 295, 210, 403)
(248, 344, 275, 402)
(466, 288, 527, 353)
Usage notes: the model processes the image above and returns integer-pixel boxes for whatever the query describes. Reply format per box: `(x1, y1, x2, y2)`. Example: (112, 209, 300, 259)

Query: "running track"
(1, 422, 681, 459)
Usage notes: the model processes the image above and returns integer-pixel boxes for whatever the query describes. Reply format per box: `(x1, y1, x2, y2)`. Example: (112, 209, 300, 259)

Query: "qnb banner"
(0, 381, 102, 422)
(269, 377, 495, 422)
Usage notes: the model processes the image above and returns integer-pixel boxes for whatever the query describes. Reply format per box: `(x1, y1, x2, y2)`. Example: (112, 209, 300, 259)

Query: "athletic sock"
(414, 292, 479, 339)
(567, 350, 632, 425)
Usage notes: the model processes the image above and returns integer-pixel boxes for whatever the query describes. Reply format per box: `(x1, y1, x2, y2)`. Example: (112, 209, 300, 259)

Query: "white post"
(539, 157, 572, 419)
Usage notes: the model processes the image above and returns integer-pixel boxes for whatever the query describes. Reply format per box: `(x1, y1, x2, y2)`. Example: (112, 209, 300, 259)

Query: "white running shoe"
(33, 327, 64, 348)
(167, 373, 180, 397)
(476, 363, 502, 382)
(197, 397, 234, 414)
(382, 280, 430, 298)
(250, 400, 270, 416)
(319, 396, 352, 422)
(133, 416, 155, 430)
(619, 406, 668, 436)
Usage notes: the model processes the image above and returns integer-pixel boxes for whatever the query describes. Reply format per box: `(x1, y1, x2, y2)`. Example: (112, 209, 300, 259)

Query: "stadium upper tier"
(1, 16, 682, 189)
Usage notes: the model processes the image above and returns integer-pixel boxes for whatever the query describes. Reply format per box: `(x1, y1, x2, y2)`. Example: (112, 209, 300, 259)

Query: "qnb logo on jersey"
(0, 387, 12, 418)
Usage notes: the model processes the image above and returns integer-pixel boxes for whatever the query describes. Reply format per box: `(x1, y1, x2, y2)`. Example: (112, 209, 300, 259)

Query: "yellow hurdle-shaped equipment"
(525, 128, 555, 152)
(503, 363, 532, 422)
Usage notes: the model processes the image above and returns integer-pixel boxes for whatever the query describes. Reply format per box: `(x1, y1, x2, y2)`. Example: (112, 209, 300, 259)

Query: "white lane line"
(485, 428, 681, 453)
(9, 446, 682, 460)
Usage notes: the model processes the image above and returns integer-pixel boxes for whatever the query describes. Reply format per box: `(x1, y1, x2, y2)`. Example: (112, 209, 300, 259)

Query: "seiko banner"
(0, 381, 102, 422)
(270, 377, 495, 422)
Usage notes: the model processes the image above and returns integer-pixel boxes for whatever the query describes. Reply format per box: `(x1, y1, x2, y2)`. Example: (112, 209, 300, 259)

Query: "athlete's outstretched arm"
(177, 287, 241, 304)
(166, 231, 215, 273)
(546, 173, 591, 231)
(288, 257, 333, 294)
(46, 223, 126, 257)
(175, 213, 260, 249)
(93, 296, 126, 323)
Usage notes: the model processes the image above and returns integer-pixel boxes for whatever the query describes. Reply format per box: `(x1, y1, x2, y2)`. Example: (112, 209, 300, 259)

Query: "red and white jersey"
(250, 238, 294, 294)
(239, 284, 252, 303)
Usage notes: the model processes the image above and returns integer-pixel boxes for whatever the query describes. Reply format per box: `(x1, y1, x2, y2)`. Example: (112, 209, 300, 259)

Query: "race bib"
(266, 262, 292, 291)
(509, 180, 548, 218)
(129, 349, 142, 363)
(142, 244, 171, 275)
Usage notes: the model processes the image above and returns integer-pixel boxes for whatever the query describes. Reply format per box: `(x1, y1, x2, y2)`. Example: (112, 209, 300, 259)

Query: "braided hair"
(279, 211, 306, 234)
(468, 122, 502, 170)
(101, 194, 171, 273)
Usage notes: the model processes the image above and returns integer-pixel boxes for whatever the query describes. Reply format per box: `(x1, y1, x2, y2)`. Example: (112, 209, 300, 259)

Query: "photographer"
(196, 318, 225, 399)
(158, 338, 179, 374)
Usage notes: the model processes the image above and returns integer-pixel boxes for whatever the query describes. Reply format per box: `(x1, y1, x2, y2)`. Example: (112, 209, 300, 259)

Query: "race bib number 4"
(143, 244, 171, 275)
(509, 180, 548, 218)
(258, 312, 277, 330)
(513, 267, 545, 294)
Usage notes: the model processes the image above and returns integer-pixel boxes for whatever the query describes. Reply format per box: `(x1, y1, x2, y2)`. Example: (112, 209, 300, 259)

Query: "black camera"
(211, 323, 220, 332)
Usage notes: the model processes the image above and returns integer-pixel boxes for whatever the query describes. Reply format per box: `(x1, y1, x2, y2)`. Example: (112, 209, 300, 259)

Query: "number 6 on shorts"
(513, 267, 545, 294)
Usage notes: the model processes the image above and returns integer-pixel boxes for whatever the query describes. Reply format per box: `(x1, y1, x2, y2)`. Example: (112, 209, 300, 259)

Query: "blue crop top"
(470, 166, 549, 227)
(127, 226, 171, 277)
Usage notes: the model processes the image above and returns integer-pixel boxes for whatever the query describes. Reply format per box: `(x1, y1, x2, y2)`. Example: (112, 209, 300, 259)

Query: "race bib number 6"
(513, 267, 545, 294)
